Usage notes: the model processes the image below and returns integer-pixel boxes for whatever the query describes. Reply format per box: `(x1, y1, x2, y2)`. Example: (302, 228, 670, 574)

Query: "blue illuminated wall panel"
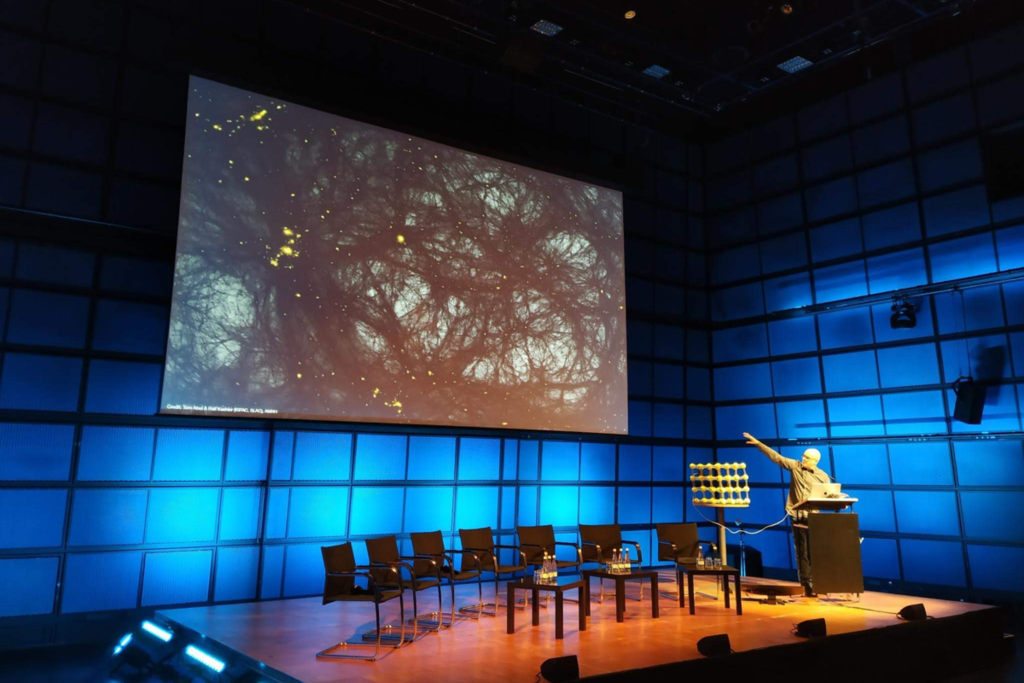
(7, 290, 90, 348)
(84, 360, 161, 415)
(219, 487, 261, 541)
(455, 486, 498, 530)
(407, 436, 455, 480)
(540, 486, 579, 527)
(900, 539, 966, 587)
(141, 550, 212, 606)
(581, 443, 615, 481)
(579, 486, 615, 525)
(354, 434, 406, 480)
(348, 487, 404, 536)
(92, 300, 169, 355)
(0, 423, 74, 481)
(153, 429, 223, 481)
(617, 486, 651, 525)
(0, 489, 67, 548)
(292, 431, 351, 481)
(283, 544, 325, 597)
(288, 487, 348, 538)
(968, 545, 1024, 593)
(61, 551, 142, 613)
(77, 426, 153, 481)
(459, 438, 500, 481)
(619, 445, 651, 481)
(146, 488, 219, 544)
(225, 430, 270, 481)
(404, 487, 454, 533)
(0, 557, 58, 617)
(541, 441, 579, 480)
(0, 353, 82, 411)
(69, 488, 146, 546)
(214, 546, 260, 602)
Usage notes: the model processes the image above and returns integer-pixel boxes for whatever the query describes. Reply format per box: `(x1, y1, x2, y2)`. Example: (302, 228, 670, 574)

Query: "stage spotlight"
(540, 655, 579, 682)
(697, 634, 732, 657)
(624, 10, 636, 19)
(890, 296, 917, 329)
(141, 620, 174, 642)
(113, 633, 132, 655)
(795, 618, 827, 638)
(185, 645, 226, 673)
(898, 604, 928, 621)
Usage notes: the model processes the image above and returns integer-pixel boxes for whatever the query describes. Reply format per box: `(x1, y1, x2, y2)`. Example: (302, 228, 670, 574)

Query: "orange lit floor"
(159, 572, 994, 683)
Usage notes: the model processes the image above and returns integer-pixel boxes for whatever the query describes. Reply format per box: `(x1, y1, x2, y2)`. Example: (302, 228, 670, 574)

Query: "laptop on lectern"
(810, 482, 842, 498)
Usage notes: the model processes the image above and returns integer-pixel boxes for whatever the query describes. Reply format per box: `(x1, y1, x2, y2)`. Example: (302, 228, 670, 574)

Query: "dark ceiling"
(295, 0, 1014, 130)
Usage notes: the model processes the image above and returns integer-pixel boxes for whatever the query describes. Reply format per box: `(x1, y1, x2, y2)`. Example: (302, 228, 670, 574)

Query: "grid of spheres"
(690, 463, 751, 507)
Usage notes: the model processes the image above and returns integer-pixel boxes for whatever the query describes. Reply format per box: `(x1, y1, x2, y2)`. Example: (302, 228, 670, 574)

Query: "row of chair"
(318, 523, 715, 661)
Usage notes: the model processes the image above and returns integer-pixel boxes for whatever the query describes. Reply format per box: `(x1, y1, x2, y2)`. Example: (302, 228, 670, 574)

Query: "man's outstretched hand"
(743, 432, 760, 446)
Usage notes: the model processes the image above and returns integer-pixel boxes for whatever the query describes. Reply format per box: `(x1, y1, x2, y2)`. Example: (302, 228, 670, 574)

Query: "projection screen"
(162, 77, 628, 434)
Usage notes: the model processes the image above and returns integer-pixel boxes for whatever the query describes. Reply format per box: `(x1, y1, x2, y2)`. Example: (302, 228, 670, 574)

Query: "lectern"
(793, 496, 863, 595)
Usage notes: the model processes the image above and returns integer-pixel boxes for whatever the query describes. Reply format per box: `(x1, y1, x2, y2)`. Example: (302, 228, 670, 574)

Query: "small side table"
(678, 564, 742, 616)
(581, 568, 659, 623)
(507, 576, 586, 640)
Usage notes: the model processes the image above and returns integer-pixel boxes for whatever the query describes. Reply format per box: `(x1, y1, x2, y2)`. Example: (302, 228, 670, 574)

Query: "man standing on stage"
(743, 432, 829, 597)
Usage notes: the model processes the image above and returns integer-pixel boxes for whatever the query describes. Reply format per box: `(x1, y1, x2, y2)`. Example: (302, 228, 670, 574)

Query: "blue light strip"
(141, 620, 173, 642)
(113, 632, 132, 655)
(186, 645, 226, 673)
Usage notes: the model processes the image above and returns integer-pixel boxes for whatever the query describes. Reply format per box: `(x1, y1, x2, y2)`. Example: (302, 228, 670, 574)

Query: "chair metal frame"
(316, 562, 408, 662)
(410, 531, 488, 623)
(458, 527, 528, 616)
(366, 536, 448, 635)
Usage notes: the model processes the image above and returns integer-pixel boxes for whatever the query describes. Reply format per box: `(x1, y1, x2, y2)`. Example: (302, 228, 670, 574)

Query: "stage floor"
(158, 572, 994, 683)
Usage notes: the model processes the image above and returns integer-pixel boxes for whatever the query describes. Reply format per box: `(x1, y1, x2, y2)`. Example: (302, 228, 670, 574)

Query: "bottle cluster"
(535, 552, 559, 584)
(608, 547, 632, 575)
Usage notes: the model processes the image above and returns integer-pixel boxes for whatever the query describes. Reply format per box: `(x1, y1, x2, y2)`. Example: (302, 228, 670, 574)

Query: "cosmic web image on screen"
(163, 77, 628, 433)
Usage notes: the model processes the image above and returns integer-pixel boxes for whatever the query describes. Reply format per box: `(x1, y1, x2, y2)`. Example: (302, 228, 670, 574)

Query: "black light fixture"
(540, 655, 579, 682)
(697, 634, 732, 657)
(794, 618, 827, 638)
(898, 604, 928, 621)
(890, 295, 917, 329)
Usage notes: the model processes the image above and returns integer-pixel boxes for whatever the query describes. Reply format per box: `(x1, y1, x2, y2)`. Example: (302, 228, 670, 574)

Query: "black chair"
(656, 522, 718, 602)
(409, 530, 486, 621)
(316, 542, 408, 661)
(517, 524, 583, 607)
(458, 526, 527, 616)
(366, 535, 446, 636)
(517, 524, 583, 573)
(579, 523, 644, 602)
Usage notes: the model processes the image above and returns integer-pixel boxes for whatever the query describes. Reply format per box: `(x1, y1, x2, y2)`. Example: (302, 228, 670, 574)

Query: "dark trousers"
(793, 525, 812, 588)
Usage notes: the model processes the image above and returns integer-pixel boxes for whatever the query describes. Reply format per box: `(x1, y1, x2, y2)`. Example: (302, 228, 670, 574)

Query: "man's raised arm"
(743, 432, 796, 470)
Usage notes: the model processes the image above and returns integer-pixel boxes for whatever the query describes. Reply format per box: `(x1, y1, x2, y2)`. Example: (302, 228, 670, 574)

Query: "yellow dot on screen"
(244, 177, 250, 181)
(396, 235, 406, 244)
(295, 292, 301, 297)
(296, 373, 302, 378)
